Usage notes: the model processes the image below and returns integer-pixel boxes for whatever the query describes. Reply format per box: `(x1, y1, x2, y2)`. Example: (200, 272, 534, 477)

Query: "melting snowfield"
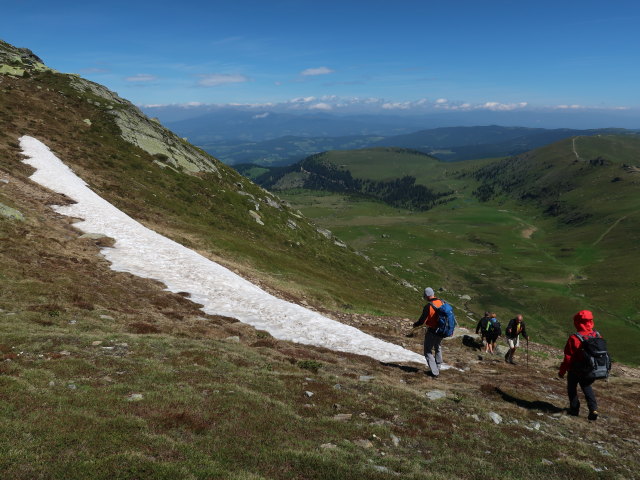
(20, 136, 427, 365)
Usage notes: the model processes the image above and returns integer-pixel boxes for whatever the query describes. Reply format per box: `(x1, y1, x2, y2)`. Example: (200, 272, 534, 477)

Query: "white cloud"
(197, 73, 249, 87)
(300, 66, 335, 76)
(309, 103, 333, 111)
(290, 96, 317, 103)
(478, 101, 528, 111)
(125, 74, 157, 83)
(382, 101, 411, 110)
(554, 104, 585, 110)
(435, 98, 448, 104)
(252, 112, 270, 119)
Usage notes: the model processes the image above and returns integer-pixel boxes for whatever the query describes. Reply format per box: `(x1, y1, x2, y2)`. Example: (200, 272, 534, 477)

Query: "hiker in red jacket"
(558, 310, 600, 420)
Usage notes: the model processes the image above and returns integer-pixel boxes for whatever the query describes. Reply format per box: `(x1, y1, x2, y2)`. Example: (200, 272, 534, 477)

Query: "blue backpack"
(429, 300, 456, 338)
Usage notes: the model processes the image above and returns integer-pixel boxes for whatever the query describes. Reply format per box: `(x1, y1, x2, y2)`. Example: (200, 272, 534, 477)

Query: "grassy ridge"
(277, 141, 640, 364)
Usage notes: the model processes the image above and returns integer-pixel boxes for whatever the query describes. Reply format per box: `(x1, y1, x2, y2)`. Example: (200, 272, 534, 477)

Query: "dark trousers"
(423, 329, 443, 376)
(567, 371, 597, 413)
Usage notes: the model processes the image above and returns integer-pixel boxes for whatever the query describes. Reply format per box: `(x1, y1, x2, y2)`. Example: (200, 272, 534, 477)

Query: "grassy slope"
(0, 46, 639, 478)
(278, 143, 640, 364)
(0, 67, 419, 318)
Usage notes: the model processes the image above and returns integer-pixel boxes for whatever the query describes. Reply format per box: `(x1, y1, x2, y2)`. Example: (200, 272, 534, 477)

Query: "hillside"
(261, 143, 640, 365)
(1, 40, 639, 479)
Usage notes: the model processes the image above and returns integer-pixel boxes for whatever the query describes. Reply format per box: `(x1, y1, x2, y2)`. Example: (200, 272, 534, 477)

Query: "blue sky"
(2, 0, 640, 115)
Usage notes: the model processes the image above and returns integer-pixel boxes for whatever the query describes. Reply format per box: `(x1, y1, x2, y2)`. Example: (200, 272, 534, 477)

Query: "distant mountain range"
(182, 125, 637, 166)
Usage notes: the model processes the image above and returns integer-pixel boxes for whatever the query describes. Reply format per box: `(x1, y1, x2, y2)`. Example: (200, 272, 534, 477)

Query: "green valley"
(256, 141, 640, 364)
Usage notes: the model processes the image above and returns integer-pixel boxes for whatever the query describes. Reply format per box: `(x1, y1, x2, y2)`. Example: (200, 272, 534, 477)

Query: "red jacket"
(559, 310, 598, 376)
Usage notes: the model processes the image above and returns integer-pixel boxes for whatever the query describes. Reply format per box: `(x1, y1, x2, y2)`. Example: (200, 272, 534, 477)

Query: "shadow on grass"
(495, 387, 564, 413)
(381, 362, 421, 374)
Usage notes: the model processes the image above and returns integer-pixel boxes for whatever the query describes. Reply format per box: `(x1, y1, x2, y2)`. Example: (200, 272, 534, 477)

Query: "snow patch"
(19, 136, 427, 365)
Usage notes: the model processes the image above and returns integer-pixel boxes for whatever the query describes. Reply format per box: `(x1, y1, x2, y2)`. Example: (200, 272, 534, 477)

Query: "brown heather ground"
(0, 71, 639, 479)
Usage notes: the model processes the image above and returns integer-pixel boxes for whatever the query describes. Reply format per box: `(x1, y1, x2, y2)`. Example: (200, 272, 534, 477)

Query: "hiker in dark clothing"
(558, 310, 601, 421)
(504, 314, 529, 364)
(485, 313, 501, 354)
(476, 311, 491, 351)
(413, 287, 444, 377)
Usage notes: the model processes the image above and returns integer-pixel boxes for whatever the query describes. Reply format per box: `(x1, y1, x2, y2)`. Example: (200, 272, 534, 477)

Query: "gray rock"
(353, 439, 374, 449)
(334, 239, 347, 248)
(426, 390, 447, 401)
(99, 314, 114, 320)
(224, 336, 240, 343)
(471, 414, 480, 422)
(127, 393, 144, 402)
(460, 294, 471, 301)
(541, 459, 553, 466)
(390, 434, 400, 447)
(359, 375, 375, 382)
(317, 228, 333, 239)
(265, 197, 281, 209)
(0, 203, 24, 221)
(249, 210, 264, 226)
(320, 443, 337, 450)
(332, 414, 352, 421)
(488, 412, 503, 424)
(287, 219, 298, 230)
(304, 391, 314, 398)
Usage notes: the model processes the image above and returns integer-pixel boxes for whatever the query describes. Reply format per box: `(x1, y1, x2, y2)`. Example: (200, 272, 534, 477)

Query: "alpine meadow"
(1, 5, 640, 478)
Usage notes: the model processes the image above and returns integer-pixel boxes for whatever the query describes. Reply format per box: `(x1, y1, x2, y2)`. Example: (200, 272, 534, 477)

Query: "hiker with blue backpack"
(485, 313, 502, 354)
(558, 310, 611, 421)
(412, 287, 456, 378)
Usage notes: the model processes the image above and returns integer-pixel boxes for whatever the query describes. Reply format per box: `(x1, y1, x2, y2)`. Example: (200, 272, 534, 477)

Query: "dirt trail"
(521, 226, 538, 239)
(572, 136, 582, 161)
(592, 214, 630, 246)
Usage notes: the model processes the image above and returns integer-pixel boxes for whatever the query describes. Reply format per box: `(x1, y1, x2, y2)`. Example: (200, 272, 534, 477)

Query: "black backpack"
(575, 332, 611, 380)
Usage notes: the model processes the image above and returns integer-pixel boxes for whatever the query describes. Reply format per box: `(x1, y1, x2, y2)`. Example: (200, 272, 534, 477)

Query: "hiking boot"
(588, 410, 599, 421)
(567, 408, 579, 417)
(504, 352, 510, 363)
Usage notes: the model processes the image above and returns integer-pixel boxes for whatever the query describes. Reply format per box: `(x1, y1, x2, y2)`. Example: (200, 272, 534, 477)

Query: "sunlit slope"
(276, 139, 640, 364)
(0, 39, 416, 317)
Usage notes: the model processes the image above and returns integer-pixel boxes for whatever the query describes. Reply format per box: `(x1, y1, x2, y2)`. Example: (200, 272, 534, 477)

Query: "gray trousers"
(424, 329, 443, 376)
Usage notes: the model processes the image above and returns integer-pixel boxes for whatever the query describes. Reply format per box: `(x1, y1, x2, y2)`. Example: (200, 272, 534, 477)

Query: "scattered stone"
(91, 341, 103, 346)
(83, 118, 92, 126)
(304, 391, 314, 398)
(0, 203, 24, 221)
(391, 434, 400, 447)
(48, 381, 55, 387)
(460, 294, 471, 301)
(224, 336, 240, 343)
(533, 422, 541, 430)
(317, 227, 333, 239)
(488, 412, 503, 424)
(67, 383, 77, 390)
(265, 197, 281, 209)
(372, 465, 392, 474)
(471, 414, 480, 422)
(68, 319, 77, 325)
(333, 384, 343, 390)
(249, 210, 264, 225)
(127, 393, 144, 402)
(99, 314, 114, 320)
(286, 219, 298, 230)
(353, 439, 374, 449)
(320, 443, 337, 450)
(359, 375, 375, 382)
(334, 239, 347, 248)
(332, 414, 352, 422)
(0, 179, 9, 184)
(59, 350, 71, 356)
(426, 390, 447, 401)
